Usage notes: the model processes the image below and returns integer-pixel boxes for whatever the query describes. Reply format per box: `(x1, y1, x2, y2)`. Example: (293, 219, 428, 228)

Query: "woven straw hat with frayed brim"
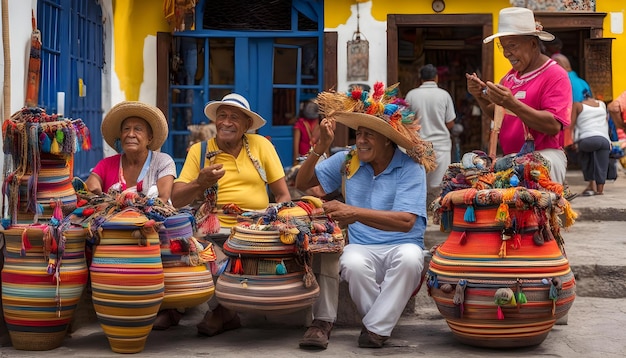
(333, 112, 415, 150)
(204, 93, 266, 131)
(483, 7, 554, 44)
(101, 101, 168, 151)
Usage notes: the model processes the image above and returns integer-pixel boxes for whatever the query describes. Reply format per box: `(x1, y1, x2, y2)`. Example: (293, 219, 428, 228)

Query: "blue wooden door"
(38, 0, 104, 179)
(164, 0, 323, 172)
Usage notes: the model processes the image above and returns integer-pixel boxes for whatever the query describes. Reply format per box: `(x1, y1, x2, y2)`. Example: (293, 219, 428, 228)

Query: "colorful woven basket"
(428, 188, 576, 348)
(216, 270, 319, 314)
(1, 224, 88, 351)
(215, 223, 319, 315)
(89, 209, 164, 354)
(158, 213, 215, 310)
(3, 110, 91, 226)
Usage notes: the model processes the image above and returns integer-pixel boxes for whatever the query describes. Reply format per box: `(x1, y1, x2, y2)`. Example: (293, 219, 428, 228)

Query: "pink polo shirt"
(498, 59, 572, 155)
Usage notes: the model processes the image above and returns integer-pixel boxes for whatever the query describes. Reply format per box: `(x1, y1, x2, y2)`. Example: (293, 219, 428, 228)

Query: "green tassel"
(56, 128, 65, 144)
(517, 292, 527, 304)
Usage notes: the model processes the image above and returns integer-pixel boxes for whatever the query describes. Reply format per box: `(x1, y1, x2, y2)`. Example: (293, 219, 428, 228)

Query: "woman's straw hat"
(204, 93, 266, 131)
(101, 101, 168, 151)
(483, 7, 554, 44)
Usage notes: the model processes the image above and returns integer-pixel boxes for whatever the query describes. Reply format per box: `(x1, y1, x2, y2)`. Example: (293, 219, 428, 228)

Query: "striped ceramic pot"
(89, 210, 164, 354)
(428, 196, 576, 348)
(1, 224, 88, 350)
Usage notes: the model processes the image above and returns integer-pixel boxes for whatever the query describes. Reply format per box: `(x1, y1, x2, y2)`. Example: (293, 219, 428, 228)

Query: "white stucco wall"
(326, 1, 388, 92)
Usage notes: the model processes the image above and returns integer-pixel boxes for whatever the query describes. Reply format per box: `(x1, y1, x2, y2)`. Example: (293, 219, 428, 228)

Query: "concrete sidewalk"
(1, 169, 625, 357)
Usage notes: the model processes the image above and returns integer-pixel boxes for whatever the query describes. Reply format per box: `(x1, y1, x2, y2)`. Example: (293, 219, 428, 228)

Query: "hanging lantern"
(347, 2, 368, 81)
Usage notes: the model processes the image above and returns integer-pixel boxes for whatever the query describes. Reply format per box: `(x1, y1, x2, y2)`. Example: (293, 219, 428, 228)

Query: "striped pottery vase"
(158, 213, 214, 310)
(428, 190, 576, 348)
(89, 210, 164, 354)
(1, 224, 88, 350)
(216, 224, 319, 315)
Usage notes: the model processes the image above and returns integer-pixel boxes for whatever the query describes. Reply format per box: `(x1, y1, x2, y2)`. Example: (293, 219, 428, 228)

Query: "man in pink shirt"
(466, 7, 572, 184)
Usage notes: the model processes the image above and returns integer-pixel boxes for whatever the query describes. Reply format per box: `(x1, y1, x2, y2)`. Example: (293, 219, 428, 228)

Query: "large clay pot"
(89, 210, 164, 354)
(158, 213, 214, 310)
(1, 224, 88, 350)
(428, 189, 576, 348)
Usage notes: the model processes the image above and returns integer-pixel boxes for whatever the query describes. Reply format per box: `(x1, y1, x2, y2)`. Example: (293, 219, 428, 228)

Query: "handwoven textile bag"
(1, 224, 88, 350)
(428, 189, 575, 348)
(158, 213, 214, 310)
(89, 210, 164, 354)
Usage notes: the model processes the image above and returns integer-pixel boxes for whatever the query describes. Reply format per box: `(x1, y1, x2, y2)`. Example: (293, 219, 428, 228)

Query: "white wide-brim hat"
(101, 101, 168, 151)
(204, 93, 266, 131)
(483, 7, 554, 44)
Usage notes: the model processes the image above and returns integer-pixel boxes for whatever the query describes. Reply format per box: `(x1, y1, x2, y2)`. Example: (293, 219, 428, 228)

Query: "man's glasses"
(496, 41, 523, 53)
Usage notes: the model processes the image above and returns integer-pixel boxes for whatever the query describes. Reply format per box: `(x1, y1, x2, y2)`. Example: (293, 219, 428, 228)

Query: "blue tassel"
(276, 260, 287, 275)
(464, 205, 476, 223)
(441, 210, 453, 232)
(40, 133, 51, 152)
(1, 218, 11, 229)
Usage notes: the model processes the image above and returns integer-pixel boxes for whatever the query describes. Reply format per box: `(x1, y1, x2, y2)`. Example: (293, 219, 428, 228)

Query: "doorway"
(396, 25, 484, 159)
(388, 14, 494, 157)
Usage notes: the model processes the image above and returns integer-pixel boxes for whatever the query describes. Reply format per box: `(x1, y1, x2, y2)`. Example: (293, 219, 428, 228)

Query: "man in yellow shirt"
(163, 93, 291, 335)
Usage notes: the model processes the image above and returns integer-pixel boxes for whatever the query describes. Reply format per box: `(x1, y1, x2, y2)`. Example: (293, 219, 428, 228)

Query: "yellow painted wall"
(325, 0, 625, 99)
(113, 0, 170, 101)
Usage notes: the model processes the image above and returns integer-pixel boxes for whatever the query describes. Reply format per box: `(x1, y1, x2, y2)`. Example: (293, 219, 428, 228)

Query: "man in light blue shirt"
(296, 84, 435, 349)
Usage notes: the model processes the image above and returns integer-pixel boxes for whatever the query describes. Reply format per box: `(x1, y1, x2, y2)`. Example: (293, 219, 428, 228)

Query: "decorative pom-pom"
(495, 203, 510, 223)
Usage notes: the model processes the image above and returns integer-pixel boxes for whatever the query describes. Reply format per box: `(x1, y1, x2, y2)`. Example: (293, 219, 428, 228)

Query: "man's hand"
(196, 163, 225, 189)
(322, 200, 357, 228)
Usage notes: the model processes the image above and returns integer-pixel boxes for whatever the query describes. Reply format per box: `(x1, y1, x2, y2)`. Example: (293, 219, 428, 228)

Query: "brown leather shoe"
(152, 309, 183, 330)
(299, 319, 333, 349)
(196, 305, 241, 337)
(357, 326, 388, 348)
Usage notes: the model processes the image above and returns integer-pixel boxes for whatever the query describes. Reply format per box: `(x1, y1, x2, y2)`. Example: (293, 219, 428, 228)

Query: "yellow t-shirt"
(176, 134, 286, 227)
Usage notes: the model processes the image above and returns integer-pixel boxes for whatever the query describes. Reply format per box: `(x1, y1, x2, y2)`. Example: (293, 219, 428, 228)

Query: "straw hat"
(483, 7, 554, 44)
(204, 93, 266, 131)
(317, 82, 436, 171)
(101, 101, 168, 151)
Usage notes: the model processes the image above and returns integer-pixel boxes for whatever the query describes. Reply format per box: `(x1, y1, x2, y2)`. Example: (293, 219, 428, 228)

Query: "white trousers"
(340, 243, 424, 336)
(311, 252, 340, 323)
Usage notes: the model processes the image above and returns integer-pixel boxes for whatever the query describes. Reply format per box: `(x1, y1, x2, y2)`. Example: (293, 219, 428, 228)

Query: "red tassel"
(458, 231, 467, 245)
(53, 200, 63, 221)
(497, 306, 504, 320)
(76, 199, 88, 207)
(232, 255, 244, 275)
(82, 208, 95, 217)
(498, 240, 507, 258)
(21, 229, 32, 254)
(511, 233, 522, 249)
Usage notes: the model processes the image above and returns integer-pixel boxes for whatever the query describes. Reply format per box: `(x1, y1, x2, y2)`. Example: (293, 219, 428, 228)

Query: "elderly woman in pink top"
(466, 7, 572, 184)
(85, 101, 176, 203)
